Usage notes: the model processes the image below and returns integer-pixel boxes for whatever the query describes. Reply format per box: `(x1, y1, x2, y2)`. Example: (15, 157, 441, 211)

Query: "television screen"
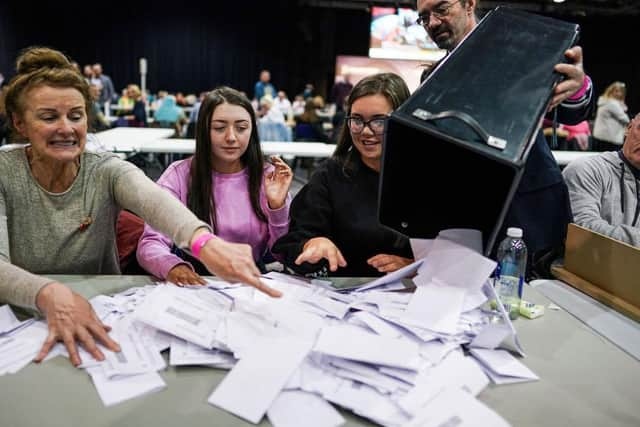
(369, 7, 445, 61)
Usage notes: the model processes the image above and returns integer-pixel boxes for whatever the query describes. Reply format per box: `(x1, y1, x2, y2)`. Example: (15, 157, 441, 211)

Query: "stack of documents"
(3, 231, 539, 426)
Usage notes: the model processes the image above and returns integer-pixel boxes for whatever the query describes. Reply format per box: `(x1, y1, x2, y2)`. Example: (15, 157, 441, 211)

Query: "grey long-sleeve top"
(563, 150, 640, 247)
(0, 147, 208, 310)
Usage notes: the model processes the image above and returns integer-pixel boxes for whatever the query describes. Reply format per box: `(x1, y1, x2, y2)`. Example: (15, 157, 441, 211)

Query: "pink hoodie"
(136, 157, 290, 279)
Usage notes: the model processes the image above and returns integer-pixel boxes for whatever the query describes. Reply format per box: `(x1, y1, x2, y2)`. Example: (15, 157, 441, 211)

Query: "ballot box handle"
(411, 108, 507, 151)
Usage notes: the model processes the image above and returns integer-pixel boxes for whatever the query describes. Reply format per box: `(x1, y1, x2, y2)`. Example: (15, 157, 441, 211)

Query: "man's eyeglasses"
(415, 0, 461, 26)
(346, 116, 387, 135)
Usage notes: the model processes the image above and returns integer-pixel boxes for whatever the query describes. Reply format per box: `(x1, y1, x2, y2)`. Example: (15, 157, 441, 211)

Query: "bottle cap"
(507, 227, 523, 238)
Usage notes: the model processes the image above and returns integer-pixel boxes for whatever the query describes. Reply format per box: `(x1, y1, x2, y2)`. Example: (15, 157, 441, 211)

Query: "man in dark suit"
(416, 0, 594, 276)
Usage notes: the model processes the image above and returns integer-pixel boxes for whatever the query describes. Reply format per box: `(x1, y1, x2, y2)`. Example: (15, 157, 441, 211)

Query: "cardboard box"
(551, 223, 640, 321)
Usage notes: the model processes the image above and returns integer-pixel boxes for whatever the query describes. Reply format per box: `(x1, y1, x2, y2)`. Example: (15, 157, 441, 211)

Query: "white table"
(1, 275, 638, 427)
(551, 150, 598, 166)
(93, 128, 176, 152)
(95, 129, 603, 166)
(95, 129, 335, 158)
(139, 139, 335, 158)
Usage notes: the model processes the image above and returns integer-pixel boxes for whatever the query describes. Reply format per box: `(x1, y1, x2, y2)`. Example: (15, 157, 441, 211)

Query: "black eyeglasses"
(346, 116, 387, 135)
(415, 0, 461, 26)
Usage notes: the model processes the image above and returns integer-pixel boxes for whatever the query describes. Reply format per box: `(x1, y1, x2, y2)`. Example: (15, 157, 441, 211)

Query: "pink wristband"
(568, 75, 590, 101)
(191, 233, 216, 259)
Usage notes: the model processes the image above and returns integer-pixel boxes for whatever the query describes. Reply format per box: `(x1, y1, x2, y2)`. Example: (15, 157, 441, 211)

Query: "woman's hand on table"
(34, 282, 120, 367)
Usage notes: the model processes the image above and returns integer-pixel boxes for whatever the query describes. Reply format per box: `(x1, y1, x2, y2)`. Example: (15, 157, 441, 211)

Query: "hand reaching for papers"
(34, 282, 121, 367)
(197, 235, 282, 297)
(295, 237, 347, 272)
(367, 254, 415, 274)
(264, 156, 293, 210)
(167, 264, 206, 286)
(549, 46, 586, 110)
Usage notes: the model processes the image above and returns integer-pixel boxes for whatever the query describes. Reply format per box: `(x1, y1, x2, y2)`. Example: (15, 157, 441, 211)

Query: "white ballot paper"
(470, 322, 512, 350)
(134, 285, 223, 349)
(267, 390, 345, 427)
(314, 325, 421, 371)
(414, 238, 496, 290)
(0, 321, 47, 375)
(101, 318, 166, 378)
(469, 348, 539, 384)
(481, 282, 525, 356)
(399, 351, 488, 417)
(410, 239, 434, 260)
(0, 305, 20, 334)
(170, 337, 235, 368)
(404, 387, 511, 427)
(208, 336, 313, 424)
(354, 259, 424, 293)
(88, 368, 166, 407)
(403, 284, 466, 335)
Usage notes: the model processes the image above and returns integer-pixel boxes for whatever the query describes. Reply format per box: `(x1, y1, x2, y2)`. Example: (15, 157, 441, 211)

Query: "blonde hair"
(603, 81, 626, 100)
(127, 84, 142, 99)
(3, 46, 93, 140)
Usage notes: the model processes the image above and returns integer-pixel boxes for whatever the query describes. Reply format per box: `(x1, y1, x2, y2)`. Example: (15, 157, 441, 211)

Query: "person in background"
(153, 94, 186, 134)
(91, 63, 116, 106)
(89, 83, 110, 131)
(82, 64, 94, 84)
(294, 99, 327, 142)
(152, 90, 168, 111)
(330, 74, 353, 112)
(259, 96, 286, 124)
(0, 47, 281, 368)
(563, 113, 640, 247)
(272, 73, 414, 277)
(272, 91, 292, 120)
(292, 94, 306, 117)
(175, 92, 187, 107)
(302, 83, 314, 100)
(416, 0, 594, 276)
(123, 84, 147, 127)
(116, 87, 134, 111)
(137, 87, 292, 285)
(253, 70, 276, 108)
(592, 81, 630, 152)
(186, 91, 207, 138)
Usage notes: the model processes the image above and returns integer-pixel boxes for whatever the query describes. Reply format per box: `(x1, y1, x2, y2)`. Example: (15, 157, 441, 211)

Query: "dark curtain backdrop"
(0, 2, 637, 115)
(0, 1, 369, 100)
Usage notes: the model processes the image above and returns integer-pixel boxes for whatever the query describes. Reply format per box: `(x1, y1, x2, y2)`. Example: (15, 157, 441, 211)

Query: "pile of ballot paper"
(0, 230, 540, 427)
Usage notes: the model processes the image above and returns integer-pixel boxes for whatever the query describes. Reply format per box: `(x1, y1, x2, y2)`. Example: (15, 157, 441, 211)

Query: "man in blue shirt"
(254, 69, 276, 108)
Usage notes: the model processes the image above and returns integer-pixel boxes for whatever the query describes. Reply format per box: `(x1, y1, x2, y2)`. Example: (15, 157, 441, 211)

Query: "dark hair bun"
(16, 47, 72, 75)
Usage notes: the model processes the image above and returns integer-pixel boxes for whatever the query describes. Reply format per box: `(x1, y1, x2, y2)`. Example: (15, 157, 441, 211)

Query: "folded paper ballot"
(267, 390, 345, 427)
(134, 285, 225, 349)
(314, 325, 422, 371)
(469, 348, 539, 384)
(88, 368, 166, 408)
(208, 337, 314, 424)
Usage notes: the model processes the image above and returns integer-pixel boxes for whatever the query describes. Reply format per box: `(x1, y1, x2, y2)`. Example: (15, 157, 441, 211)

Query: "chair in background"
(293, 122, 328, 178)
(116, 210, 146, 274)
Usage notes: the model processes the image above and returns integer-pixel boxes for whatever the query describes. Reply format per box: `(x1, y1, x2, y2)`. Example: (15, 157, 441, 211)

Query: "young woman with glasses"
(272, 73, 415, 277)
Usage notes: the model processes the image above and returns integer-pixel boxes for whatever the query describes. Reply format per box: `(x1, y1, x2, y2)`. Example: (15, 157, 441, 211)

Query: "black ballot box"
(378, 6, 580, 255)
